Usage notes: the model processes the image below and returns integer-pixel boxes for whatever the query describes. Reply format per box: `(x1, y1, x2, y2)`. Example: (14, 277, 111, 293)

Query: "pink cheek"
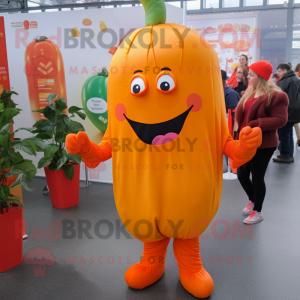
(187, 93, 202, 112)
(115, 103, 127, 121)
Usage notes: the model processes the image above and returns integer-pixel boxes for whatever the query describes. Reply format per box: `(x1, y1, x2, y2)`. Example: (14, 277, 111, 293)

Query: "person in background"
(294, 63, 300, 147)
(221, 70, 240, 113)
(294, 123, 300, 147)
(273, 73, 280, 84)
(222, 69, 240, 168)
(235, 61, 288, 224)
(274, 63, 300, 163)
(234, 65, 249, 97)
(294, 63, 300, 77)
(228, 54, 249, 89)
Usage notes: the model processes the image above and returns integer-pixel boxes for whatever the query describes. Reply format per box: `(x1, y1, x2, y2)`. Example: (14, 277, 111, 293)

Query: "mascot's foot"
(125, 237, 170, 289)
(173, 237, 214, 298)
(179, 269, 214, 298)
(125, 263, 165, 289)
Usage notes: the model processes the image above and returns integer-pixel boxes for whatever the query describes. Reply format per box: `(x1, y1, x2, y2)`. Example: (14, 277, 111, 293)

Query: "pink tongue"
(152, 132, 178, 145)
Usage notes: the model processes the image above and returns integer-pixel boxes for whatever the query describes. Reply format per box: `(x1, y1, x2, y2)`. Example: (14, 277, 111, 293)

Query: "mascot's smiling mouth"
(124, 106, 193, 145)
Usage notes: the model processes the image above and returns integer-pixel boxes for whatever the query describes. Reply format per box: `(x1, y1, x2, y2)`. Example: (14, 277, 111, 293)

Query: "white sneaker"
(243, 201, 254, 215)
(243, 210, 264, 224)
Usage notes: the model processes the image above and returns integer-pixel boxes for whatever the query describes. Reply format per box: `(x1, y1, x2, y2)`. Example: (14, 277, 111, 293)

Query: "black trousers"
(278, 122, 294, 158)
(237, 147, 276, 212)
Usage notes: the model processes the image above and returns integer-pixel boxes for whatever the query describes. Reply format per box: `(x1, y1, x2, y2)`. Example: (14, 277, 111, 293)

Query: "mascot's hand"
(239, 126, 262, 151)
(66, 131, 91, 156)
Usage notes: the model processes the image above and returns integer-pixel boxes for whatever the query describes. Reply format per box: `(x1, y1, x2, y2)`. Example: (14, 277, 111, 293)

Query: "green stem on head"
(139, 0, 166, 26)
(34, 36, 48, 43)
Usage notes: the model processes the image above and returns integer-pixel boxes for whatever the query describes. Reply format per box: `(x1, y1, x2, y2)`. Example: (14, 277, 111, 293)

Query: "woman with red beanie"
(235, 60, 288, 224)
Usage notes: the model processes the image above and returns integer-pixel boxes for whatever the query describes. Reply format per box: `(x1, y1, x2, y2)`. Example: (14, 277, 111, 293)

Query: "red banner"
(0, 17, 10, 95)
(0, 17, 26, 237)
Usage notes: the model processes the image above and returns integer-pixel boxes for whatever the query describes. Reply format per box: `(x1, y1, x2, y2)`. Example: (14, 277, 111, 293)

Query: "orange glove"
(66, 131, 112, 169)
(223, 126, 262, 169)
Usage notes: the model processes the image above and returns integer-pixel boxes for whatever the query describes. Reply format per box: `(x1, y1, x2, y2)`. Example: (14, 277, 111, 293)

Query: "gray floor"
(1, 146, 300, 300)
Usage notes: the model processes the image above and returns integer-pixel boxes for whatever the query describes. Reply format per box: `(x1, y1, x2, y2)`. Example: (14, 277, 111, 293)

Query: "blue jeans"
(278, 122, 294, 158)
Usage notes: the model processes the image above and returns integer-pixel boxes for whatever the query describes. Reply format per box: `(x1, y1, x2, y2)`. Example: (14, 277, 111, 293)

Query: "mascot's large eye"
(156, 72, 176, 93)
(130, 74, 148, 97)
(131, 78, 145, 94)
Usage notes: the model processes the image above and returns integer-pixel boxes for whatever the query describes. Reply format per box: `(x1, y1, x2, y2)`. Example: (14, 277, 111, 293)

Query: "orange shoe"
(173, 237, 214, 298)
(179, 268, 214, 298)
(125, 263, 165, 289)
(125, 237, 170, 289)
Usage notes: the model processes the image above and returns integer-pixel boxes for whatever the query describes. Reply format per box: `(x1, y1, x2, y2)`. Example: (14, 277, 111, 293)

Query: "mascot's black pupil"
(160, 82, 170, 91)
(133, 85, 141, 94)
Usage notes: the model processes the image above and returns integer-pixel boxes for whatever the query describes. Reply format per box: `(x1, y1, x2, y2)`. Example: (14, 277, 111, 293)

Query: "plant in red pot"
(31, 94, 86, 209)
(0, 92, 41, 273)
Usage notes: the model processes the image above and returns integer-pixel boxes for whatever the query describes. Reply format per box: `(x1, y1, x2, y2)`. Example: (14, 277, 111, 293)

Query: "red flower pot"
(44, 164, 80, 209)
(0, 207, 23, 273)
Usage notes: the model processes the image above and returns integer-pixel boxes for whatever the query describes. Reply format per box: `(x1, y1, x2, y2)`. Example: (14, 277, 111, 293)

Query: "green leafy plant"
(0, 89, 17, 109)
(0, 90, 42, 214)
(31, 93, 86, 180)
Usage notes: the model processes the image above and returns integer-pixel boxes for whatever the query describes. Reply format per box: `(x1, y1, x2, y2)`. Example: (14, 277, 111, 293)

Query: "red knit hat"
(249, 61, 273, 81)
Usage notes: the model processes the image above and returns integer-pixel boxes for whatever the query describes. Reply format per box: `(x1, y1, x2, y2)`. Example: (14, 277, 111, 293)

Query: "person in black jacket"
(221, 70, 240, 113)
(222, 70, 240, 167)
(274, 63, 300, 163)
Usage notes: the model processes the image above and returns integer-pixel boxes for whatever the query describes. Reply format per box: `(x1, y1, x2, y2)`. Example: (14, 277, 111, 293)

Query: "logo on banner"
(23, 20, 29, 30)
(11, 20, 38, 29)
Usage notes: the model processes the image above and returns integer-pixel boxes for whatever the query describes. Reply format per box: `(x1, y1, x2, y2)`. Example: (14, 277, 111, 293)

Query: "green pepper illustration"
(81, 68, 108, 133)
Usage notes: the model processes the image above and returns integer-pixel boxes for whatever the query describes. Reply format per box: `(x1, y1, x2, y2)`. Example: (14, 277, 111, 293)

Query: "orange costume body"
(66, 0, 262, 297)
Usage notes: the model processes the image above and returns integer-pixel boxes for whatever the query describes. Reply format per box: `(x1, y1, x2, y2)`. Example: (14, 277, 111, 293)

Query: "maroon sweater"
(235, 92, 289, 149)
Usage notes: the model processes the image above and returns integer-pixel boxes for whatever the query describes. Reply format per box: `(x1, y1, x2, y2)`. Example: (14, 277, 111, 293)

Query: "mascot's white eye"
(157, 75, 176, 92)
(131, 77, 146, 95)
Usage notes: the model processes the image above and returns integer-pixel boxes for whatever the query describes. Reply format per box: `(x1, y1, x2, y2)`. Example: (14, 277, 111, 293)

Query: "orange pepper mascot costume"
(66, 0, 262, 297)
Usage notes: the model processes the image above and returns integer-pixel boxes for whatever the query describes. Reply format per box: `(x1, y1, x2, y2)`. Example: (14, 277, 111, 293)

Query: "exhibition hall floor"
(1, 148, 299, 300)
